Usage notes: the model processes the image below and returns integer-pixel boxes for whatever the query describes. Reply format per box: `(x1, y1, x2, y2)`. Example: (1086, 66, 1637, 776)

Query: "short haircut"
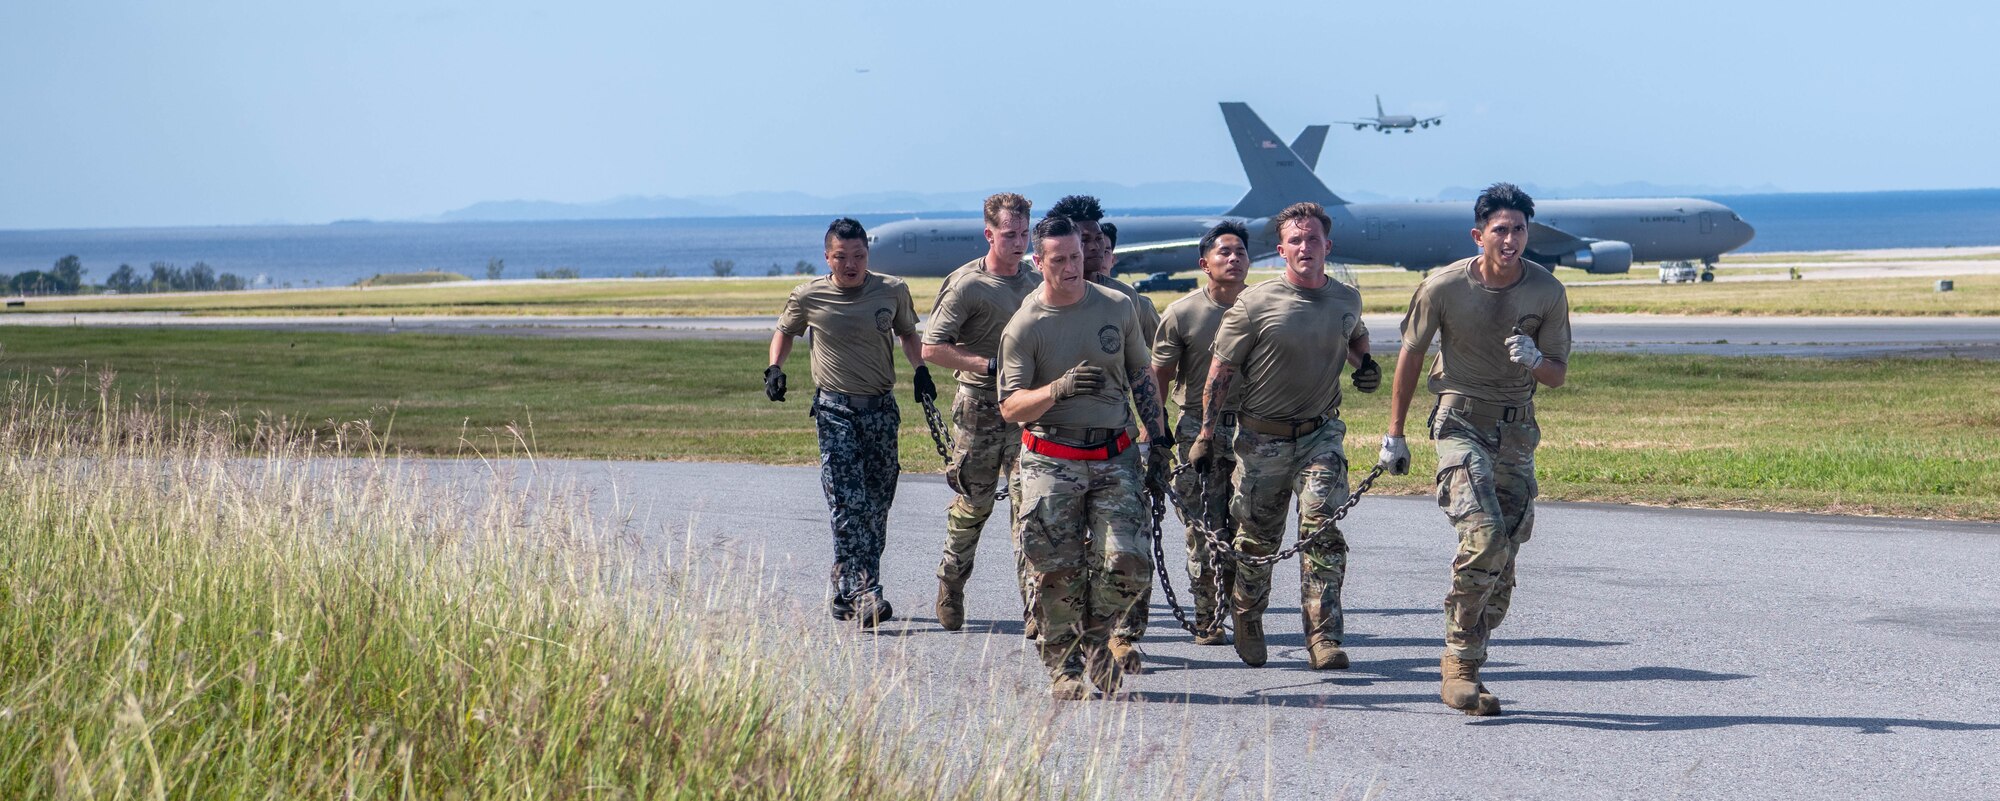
(1033, 215, 1077, 251)
(1474, 183, 1536, 227)
(824, 217, 868, 250)
(1272, 202, 1331, 239)
(1048, 194, 1105, 223)
(983, 193, 1032, 226)
(1200, 220, 1251, 255)
(1100, 222, 1119, 248)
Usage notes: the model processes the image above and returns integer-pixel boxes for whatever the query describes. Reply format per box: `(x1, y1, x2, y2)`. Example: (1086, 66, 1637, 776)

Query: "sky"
(2, 0, 1994, 229)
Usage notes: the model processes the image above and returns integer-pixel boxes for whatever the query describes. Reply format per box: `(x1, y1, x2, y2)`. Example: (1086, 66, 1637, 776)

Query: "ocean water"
(0, 191, 1994, 287)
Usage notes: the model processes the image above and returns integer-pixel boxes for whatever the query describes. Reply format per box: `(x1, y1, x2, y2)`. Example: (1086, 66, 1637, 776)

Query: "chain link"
(918, 393, 952, 467)
(1146, 458, 1385, 637)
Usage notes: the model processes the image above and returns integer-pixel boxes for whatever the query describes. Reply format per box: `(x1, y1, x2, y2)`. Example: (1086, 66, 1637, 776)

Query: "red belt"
(1022, 430, 1132, 461)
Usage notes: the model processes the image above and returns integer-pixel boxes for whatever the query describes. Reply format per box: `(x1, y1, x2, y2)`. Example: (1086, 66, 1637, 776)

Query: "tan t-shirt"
(1152, 287, 1234, 412)
(923, 256, 1041, 392)
(998, 283, 1150, 432)
(777, 272, 919, 397)
(1400, 257, 1573, 406)
(1212, 275, 1369, 423)
(1094, 274, 1161, 344)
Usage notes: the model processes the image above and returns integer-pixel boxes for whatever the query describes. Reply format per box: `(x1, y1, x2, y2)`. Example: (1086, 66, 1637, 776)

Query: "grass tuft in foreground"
(0, 381, 1056, 798)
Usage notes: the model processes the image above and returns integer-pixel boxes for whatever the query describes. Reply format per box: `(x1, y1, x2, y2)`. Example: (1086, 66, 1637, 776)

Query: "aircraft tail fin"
(1375, 94, 1385, 117)
(1220, 103, 1346, 217)
(1290, 125, 1330, 171)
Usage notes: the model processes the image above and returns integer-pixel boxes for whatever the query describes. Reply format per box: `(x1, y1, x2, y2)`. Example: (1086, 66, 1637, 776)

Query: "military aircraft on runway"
(867, 104, 1756, 277)
(1335, 95, 1443, 133)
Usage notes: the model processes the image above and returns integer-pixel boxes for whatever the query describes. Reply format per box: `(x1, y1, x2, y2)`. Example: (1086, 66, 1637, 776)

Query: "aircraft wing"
(1330, 120, 1377, 126)
(1526, 221, 1591, 254)
(1420, 115, 1444, 124)
(1114, 238, 1204, 255)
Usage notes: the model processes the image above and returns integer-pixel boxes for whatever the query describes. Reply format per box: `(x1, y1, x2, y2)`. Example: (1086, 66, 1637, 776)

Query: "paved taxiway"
(7, 312, 2000, 358)
(516, 458, 1999, 799)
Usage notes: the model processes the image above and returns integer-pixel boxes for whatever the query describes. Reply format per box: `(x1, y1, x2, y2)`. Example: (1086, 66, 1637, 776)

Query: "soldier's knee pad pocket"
(1435, 452, 1488, 524)
(1512, 504, 1536, 545)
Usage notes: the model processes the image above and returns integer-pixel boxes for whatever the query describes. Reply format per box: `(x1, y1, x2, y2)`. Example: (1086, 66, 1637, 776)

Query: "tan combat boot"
(1192, 613, 1230, 646)
(1308, 638, 1349, 670)
(1441, 655, 1501, 716)
(1049, 673, 1089, 701)
(935, 576, 966, 631)
(1233, 609, 1267, 667)
(1085, 641, 1124, 696)
(1108, 635, 1143, 674)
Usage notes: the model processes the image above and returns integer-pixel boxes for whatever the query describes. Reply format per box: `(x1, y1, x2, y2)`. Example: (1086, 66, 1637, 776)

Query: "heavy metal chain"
(918, 394, 952, 466)
(1146, 466, 1230, 639)
(1146, 459, 1385, 637)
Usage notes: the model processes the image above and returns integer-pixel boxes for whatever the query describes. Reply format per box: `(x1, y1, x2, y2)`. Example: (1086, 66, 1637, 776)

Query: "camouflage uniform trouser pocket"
(1433, 410, 1539, 661)
(938, 391, 1020, 584)
(1226, 419, 1350, 645)
(1015, 449, 1151, 678)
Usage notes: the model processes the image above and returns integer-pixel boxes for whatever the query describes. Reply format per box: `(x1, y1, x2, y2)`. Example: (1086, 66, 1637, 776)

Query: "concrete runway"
(537, 458, 2000, 799)
(10, 311, 2000, 358)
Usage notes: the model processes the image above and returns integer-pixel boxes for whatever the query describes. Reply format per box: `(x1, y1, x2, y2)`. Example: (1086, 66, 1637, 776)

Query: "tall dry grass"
(0, 373, 1081, 799)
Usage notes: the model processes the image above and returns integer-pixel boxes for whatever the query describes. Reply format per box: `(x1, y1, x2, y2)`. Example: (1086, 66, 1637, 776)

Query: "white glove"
(1378, 435, 1410, 476)
(1505, 333, 1544, 371)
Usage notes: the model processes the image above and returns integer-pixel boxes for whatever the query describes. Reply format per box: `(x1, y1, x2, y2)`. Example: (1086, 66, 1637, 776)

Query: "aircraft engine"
(1557, 240, 1634, 274)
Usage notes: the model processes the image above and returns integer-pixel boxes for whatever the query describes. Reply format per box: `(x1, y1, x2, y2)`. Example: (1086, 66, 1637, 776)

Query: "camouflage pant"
(1015, 447, 1152, 681)
(812, 392, 901, 602)
(1227, 417, 1349, 648)
(937, 390, 1025, 591)
(1117, 412, 1238, 638)
(1432, 407, 1539, 662)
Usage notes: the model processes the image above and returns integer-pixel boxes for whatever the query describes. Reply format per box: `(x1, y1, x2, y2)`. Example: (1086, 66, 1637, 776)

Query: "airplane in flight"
(1335, 95, 1443, 133)
(866, 103, 1755, 277)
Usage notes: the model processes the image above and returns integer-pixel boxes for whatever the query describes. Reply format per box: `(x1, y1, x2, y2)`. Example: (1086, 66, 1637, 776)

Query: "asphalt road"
(519, 458, 2000, 799)
(10, 311, 2000, 358)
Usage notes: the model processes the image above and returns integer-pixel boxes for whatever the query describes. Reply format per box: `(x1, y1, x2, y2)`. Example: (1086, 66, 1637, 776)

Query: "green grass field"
(3, 328, 1993, 520)
(11, 265, 1994, 317)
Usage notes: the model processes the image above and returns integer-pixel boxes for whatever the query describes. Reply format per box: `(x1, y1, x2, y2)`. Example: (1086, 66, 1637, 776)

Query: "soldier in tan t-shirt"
(1049, 197, 1163, 657)
(1192, 202, 1382, 671)
(998, 215, 1172, 700)
(768, 218, 930, 629)
(920, 193, 1043, 633)
(1149, 220, 1253, 646)
(1379, 183, 1573, 716)
(1096, 221, 1162, 343)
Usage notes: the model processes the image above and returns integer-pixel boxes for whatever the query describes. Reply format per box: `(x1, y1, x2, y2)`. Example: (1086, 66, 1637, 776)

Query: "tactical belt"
(1022, 429, 1132, 461)
(956, 384, 1000, 404)
(1237, 411, 1334, 440)
(814, 389, 894, 412)
(1436, 393, 1533, 425)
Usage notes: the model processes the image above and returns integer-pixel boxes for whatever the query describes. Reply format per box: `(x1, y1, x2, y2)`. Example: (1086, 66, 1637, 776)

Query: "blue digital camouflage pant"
(813, 392, 901, 602)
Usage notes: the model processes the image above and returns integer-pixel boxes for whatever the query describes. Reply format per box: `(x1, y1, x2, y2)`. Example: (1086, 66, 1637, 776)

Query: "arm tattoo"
(1200, 360, 1238, 433)
(1129, 369, 1169, 442)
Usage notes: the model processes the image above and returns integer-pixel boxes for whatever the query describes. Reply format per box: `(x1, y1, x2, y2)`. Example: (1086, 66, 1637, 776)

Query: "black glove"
(1351, 353, 1381, 393)
(1188, 435, 1216, 475)
(913, 366, 938, 405)
(1145, 440, 1174, 496)
(764, 365, 787, 402)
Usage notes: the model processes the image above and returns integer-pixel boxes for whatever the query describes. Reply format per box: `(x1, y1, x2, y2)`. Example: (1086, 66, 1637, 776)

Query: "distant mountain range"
(433, 180, 1786, 222)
